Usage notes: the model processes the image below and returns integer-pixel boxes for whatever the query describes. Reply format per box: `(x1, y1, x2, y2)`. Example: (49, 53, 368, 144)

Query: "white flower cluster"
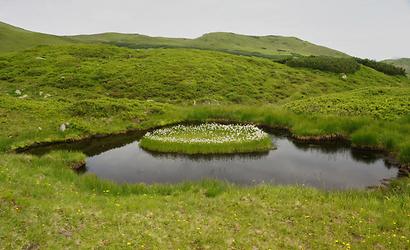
(143, 123, 269, 144)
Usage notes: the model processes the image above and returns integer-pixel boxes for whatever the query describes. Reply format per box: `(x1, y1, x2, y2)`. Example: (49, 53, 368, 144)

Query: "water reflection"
(291, 141, 382, 164)
(20, 130, 145, 156)
(22, 129, 401, 190)
(144, 149, 270, 161)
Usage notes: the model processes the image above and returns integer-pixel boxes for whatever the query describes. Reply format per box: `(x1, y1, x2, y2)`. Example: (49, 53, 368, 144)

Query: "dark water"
(23, 130, 401, 190)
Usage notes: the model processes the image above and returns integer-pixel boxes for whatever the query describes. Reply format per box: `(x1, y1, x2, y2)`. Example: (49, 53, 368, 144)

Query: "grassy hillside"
(0, 45, 406, 105)
(0, 22, 75, 53)
(383, 58, 410, 77)
(285, 87, 410, 120)
(69, 31, 348, 58)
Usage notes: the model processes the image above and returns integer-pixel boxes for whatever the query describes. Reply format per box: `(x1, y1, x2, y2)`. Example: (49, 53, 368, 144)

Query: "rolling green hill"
(383, 58, 410, 77)
(0, 21, 347, 57)
(0, 45, 406, 105)
(69, 31, 348, 58)
(0, 21, 75, 53)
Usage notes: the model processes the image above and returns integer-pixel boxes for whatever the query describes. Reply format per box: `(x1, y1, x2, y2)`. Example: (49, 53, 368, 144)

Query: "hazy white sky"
(1, 0, 409, 60)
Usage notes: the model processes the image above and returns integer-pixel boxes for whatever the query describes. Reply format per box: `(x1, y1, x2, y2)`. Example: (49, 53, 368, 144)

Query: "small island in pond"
(139, 123, 274, 155)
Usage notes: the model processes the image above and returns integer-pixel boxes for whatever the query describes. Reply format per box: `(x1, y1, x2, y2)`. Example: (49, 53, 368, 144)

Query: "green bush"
(67, 100, 130, 117)
(355, 58, 406, 76)
(284, 56, 360, 73)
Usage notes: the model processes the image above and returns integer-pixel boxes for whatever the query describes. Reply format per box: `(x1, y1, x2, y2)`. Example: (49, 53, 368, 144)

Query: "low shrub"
(67, 100, 130, 117)
(355, 58, 406, 76)
(284, 56, 360, 73)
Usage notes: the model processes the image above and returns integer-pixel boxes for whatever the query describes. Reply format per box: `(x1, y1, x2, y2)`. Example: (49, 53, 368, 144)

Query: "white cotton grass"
(142, 123, 269, 144)
(140, 123, 273, 154)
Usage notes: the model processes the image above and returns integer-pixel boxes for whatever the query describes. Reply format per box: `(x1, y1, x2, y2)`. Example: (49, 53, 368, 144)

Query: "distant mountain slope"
(69, 32, 349, 58)
(0, 21, 348, 57)
(0, 22, 75, 53)
(383, 58, 410, 77)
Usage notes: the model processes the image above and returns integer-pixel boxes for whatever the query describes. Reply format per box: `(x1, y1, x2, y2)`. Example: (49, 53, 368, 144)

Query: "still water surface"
(25, 130, 399, 190)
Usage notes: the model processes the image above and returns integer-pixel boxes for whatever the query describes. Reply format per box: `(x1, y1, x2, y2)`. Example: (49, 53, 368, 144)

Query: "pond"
(23, 129, 402, 190)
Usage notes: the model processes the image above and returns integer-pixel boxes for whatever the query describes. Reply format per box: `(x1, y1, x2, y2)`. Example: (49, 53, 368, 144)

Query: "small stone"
(38, 127, 42, 131)
(44, 94, 51, 98)
(35, 56, 45, 60)
(60, 124, 66, 132)
(19, 94, 28, 99)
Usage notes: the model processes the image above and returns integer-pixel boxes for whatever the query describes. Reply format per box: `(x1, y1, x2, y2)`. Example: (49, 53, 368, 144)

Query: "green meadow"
(0, 22, 410, 249)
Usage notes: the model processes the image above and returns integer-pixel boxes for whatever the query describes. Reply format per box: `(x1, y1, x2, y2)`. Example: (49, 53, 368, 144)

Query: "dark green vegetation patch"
(284, 56, 360, 73)
(355, 58, 406, 76)
(383, 58, 410, 77)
